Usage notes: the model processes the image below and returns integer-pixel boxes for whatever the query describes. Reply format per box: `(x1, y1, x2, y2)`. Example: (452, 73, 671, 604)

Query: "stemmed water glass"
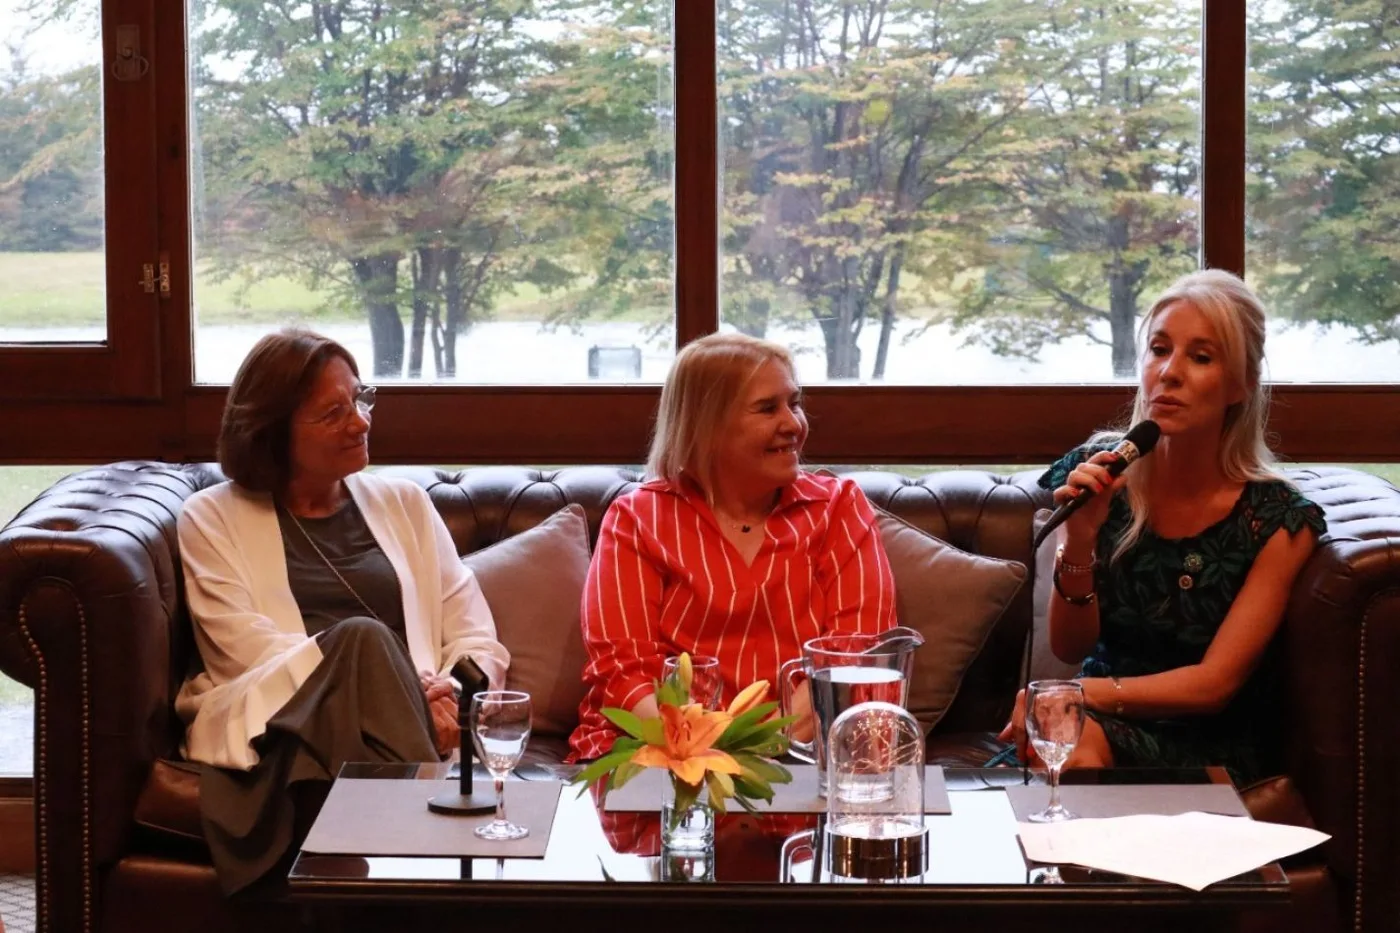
(1024, 679, 1085, 823)
(470, 690, 533, 841)
(663, 655, 724, 710)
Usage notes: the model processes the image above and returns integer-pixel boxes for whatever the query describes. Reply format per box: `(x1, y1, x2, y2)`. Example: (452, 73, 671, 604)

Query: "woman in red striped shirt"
(569, 333, 897, 761)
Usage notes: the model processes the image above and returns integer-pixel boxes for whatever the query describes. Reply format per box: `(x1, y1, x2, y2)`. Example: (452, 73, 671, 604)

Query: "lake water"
(2, 317, 1397, 384)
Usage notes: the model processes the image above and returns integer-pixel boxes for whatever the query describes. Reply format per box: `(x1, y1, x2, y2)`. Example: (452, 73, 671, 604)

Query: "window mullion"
(1201, 0, 1246, 275)
(674, 1, 719, 348)
(103, 0, 164, 397)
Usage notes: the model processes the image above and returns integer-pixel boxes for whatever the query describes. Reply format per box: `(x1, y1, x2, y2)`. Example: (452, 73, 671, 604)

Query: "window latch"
(141, 254, 171, 298)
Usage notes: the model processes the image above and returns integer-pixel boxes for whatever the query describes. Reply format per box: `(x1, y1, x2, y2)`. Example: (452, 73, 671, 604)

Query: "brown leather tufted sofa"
(1, 462, 1397, 933)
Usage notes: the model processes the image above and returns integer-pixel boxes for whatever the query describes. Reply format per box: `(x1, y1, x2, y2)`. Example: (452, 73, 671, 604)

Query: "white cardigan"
(174, 472, 509, 770)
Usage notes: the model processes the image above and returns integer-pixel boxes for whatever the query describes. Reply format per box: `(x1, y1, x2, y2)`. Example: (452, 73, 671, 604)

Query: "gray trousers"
(199, 617, 439, 894)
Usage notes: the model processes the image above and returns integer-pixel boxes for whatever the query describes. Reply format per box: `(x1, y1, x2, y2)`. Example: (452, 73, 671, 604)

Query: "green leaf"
(733, 752, 792, 786)
(744, 736, 790, 758)
(639, 718, 664, 746)
(700, 767, 733, 812)
(601, 708, 646, 740)
(732, 774, 773, 802)
(729, 702, 780, 732)
(611, 760, 645, 790)
(570, 746, 637, 789)
(714, 702, 782, 747)
(669, 779, 701, 817)
(720, 715, 797, 752)
(655, 680, 685, 708)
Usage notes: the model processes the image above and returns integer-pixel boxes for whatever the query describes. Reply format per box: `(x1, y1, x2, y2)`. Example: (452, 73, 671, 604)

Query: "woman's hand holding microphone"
(1055, 449, 1129, 559)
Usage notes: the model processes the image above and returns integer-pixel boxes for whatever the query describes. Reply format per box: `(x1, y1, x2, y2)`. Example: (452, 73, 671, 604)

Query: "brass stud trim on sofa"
(19, 589, 94, 933)
(1353, 593, 1378, 933)
(1351, 588, 1399, 933)
(17, 602, 51, 933)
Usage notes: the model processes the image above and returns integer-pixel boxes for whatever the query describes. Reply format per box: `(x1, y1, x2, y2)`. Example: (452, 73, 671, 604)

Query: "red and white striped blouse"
(568, 471, 896, 761)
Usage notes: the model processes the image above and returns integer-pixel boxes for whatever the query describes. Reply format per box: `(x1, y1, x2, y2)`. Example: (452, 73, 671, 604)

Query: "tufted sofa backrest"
(8, 460, 1395, 753)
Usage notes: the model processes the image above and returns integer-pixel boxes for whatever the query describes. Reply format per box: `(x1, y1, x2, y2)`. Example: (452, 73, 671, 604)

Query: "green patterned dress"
(1039, 445, 1326, 785)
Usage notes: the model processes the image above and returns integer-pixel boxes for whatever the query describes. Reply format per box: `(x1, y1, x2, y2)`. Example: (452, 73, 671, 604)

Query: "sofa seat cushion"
(925, 731, 1008, 768)
(101, 855, 307, 933)
(1237, 861, 1339, 933)
(134, 759, 206, 848)
(132, 736, 577, 852)
(519, 734, 572, 768)
(1239, 774, 1323, 851)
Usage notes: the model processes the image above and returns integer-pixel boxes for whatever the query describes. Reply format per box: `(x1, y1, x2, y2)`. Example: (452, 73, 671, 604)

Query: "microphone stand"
(1023, 519, 1060, 786)
(427, 677, 497, 815)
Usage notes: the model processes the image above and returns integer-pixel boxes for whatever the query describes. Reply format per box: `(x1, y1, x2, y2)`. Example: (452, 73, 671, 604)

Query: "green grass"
(855, 462, 1400, 487)
(1332, 463, 1400, 488)
(0, 252, 107, 327)
(0, 466, 81, 528)
(0, 466, 81, 713)
(0, 251, 668, 327)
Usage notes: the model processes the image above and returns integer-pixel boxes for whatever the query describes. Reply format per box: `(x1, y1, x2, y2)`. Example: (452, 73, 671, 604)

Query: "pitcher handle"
(778, 828, 816, 883)
(779, 657, 814, 764)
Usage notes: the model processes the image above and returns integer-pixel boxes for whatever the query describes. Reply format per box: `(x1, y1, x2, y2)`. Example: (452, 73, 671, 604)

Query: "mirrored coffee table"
(288, 763, 1286, 933)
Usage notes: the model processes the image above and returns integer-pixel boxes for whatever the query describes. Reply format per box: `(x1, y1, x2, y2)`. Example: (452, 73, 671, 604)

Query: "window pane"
(720, 0, 1201, 384)
(190, 1, 675, 384)
(0, 0, 106, 343)
(1247, 3, 1400, 382)
(0, 671, 30, 778)
(0, 466, 76, 779)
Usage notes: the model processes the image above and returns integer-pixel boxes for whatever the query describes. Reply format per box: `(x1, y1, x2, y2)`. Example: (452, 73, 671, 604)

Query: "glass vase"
(659, 848, 715, 882)
(661, 778, 714, 852)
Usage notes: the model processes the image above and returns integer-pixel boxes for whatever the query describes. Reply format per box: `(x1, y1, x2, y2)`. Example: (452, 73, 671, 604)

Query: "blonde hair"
(1099, 269, 1283, 562)
(646, 333, 798, 497)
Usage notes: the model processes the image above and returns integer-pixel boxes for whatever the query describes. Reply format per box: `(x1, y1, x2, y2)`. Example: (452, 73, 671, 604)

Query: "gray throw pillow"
(875, 508, 1027, 734)
(1028, 509, 1087, 682)
(461, 504, 592, 738)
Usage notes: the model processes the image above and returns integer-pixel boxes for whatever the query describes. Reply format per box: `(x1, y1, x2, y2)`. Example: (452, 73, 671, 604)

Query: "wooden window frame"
(0, 0, 162, 401)
(0, 0, 1395, 463)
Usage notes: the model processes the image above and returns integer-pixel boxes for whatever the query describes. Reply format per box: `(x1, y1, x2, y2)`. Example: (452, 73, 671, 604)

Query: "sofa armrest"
(0, 463, 205, 933)
(1284, 468, 1400, 933)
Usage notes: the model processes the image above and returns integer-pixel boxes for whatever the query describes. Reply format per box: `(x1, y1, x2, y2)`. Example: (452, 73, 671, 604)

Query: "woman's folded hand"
(427, 693, 459, 758)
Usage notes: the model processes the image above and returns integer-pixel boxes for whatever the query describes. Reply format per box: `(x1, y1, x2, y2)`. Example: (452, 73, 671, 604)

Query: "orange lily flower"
(727, 679, 770, 717)
(631, 702, 743, 787)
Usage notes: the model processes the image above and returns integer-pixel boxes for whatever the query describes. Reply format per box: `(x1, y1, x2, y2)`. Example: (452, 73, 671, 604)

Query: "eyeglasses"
(300, 385, 376, 429)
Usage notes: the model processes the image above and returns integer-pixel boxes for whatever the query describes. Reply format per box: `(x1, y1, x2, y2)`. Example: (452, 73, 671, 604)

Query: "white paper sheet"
(1017, 811, 1329, 891)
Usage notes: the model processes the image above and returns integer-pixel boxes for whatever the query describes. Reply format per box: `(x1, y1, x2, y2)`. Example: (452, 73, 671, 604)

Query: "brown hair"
(646, 333, 797, 497)
(218, 327, 360, 494)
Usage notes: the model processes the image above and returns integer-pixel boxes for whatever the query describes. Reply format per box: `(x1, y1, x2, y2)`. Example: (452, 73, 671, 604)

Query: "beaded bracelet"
(1051, 567, 1097, 605)
(1054, 544, 1097, 575)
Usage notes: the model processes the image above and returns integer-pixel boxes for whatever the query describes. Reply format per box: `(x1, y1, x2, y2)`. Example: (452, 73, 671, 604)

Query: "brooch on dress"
(1179, 551, 1204, 590)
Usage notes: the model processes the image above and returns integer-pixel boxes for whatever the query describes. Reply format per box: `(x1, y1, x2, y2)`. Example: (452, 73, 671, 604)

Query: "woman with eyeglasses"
(175, 327, 508, 894)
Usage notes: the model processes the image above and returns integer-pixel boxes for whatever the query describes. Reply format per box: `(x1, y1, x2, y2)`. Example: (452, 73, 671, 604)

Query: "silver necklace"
(285, 508, 382, 622)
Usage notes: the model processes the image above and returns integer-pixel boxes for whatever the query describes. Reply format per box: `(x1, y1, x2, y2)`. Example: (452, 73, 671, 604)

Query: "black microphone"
(427, 658, 494, 814)
(1030, 420, 1161, 552)
(1020, 419, 1160, 785)
(452, 658, 490, 797)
